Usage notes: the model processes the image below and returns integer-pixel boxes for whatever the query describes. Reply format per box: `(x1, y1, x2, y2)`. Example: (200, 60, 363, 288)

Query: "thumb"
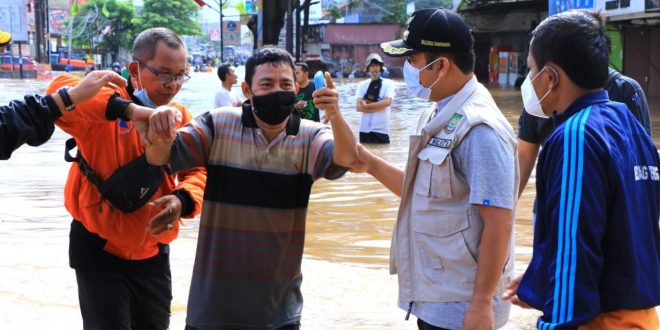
(324, 72, 335, 89)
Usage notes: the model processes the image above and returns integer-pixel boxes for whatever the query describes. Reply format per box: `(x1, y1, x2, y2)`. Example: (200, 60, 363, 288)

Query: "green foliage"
(132, 0, 202, 37)
(69, 0, 136, 54)
(382, 0, 407, 27)
(413, 0, 454, 10)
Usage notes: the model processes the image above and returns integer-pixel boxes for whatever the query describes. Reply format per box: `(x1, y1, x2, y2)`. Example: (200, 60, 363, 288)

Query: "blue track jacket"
(518, 90, 660, 329)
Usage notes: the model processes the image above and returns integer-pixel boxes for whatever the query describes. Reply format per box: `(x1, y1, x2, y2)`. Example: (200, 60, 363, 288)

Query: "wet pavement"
(0, 70, 658, 329)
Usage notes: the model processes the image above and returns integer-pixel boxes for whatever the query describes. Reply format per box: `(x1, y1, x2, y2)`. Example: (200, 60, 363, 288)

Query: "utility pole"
(295, 1, 301, 61)
(220, 0, 223, 62)
(286, 0, 293, 54)
(44, 0, 50, 64)
(67, 0, 76, 60)
(34, 0, 45, 63)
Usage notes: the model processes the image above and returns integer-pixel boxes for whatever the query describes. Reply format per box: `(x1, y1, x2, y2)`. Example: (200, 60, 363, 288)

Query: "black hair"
(132, 27, 184, 62)
(295, 62, 309, 72)
(217, 63, 232, 81)
(530, 10, 608, 89)
(245, 46, 296, 86)
(366, 60, 384, 73)
(423, 50, 475, 75)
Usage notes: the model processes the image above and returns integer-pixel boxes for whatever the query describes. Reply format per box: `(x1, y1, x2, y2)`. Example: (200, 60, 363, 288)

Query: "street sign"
(0, 0, 29, 42)
(223, 21, 241, 46)
(209, 28, 221, 42)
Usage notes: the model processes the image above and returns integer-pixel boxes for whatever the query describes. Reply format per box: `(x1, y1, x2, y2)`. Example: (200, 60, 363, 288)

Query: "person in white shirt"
(214, 63, 242, 108)
(355, 53, 396, 144)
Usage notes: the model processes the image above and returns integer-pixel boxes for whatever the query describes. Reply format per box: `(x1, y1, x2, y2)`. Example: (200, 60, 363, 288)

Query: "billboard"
(49, 9, 69, 35)
(549, 0, 650, 16)
(0, 0, 29, 42)
(549, 0, 595, 15)
(223, 21, 241, 46)
(209, 27, 221, 42)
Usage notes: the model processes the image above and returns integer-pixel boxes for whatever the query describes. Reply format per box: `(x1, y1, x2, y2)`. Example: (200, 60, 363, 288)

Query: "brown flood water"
(0, 71, 658, 329)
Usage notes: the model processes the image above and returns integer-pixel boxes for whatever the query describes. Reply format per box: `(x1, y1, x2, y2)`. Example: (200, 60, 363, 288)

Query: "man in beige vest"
(352, 8, 519, 330)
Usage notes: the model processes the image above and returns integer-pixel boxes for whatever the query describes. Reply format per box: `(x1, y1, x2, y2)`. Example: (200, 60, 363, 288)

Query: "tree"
(382, 0, 407, 27)
(133, 0, 202, 37)
(69, 0, 136, 59)
(413, 0, 454, 10)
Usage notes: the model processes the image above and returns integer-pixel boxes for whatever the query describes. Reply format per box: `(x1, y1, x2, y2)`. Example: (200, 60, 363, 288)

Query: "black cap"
(380, 8, 473, 57)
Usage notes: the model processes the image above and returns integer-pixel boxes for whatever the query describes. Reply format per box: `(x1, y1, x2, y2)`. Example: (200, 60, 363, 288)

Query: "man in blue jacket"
(502, 10, 660, 329)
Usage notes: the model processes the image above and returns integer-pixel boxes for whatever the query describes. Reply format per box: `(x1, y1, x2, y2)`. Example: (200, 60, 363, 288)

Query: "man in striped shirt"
(502, 10, 660, 329)
(145, 46, 357, 330)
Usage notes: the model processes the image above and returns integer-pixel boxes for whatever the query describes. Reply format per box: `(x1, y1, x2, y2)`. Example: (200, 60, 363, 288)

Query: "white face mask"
(521, 66, 555, 118)
(403, 57, 441, 101)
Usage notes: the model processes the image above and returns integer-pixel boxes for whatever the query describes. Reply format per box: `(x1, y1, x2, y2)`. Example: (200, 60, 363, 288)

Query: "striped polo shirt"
(169, 103, 346, 329)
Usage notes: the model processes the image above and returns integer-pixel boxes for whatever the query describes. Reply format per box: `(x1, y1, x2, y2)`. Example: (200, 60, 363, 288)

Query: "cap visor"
(380, 39, 415, 57)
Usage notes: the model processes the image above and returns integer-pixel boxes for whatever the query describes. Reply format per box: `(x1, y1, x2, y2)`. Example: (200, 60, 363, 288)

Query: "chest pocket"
(415, 145, 453, 200)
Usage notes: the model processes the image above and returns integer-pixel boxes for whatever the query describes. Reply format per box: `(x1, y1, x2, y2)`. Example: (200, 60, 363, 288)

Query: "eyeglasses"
(138, 61, 191, 84)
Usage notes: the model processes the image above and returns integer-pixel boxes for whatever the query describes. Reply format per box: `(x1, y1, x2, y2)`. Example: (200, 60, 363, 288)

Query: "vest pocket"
(412, 209, 477, 285)
(414, 156, 454, 200)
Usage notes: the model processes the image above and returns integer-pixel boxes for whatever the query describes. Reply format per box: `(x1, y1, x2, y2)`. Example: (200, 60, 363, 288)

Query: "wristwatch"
(57, 87, 76, 111)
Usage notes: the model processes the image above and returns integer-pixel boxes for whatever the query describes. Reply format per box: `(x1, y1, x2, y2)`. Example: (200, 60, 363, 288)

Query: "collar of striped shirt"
(241, 101, 301, 136)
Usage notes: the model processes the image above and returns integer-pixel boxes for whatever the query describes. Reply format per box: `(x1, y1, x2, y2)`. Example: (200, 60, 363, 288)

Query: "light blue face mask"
(132, 63, 158, 108)
(403, 58, 441, 101)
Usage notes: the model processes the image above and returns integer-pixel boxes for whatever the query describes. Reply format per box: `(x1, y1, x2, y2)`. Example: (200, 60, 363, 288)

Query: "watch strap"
(58, 87, 75, 111)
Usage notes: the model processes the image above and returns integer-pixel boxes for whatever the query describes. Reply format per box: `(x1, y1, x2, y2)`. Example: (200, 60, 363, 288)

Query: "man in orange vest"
(46, 27, 206, 329)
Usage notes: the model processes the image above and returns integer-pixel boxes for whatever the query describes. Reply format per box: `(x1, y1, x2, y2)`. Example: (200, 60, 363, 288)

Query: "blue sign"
(549, 0, 595, 15)
(227, 21, 237, 31)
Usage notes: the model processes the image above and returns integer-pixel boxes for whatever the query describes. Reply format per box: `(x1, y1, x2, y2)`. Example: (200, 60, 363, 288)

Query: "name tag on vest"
(428, 137, 452, 149)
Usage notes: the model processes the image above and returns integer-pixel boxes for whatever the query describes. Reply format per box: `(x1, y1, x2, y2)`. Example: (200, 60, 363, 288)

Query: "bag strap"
(64, 138, 105, 192)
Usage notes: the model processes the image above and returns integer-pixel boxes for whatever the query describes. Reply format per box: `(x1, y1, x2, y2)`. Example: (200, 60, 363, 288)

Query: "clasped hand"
(134, 106, 183, 147)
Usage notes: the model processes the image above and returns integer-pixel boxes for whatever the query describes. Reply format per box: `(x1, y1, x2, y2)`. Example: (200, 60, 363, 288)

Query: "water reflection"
(1, 72, 658, 329)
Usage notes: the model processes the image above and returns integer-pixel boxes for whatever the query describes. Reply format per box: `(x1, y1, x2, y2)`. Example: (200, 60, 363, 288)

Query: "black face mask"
(251, 91, 296, 125)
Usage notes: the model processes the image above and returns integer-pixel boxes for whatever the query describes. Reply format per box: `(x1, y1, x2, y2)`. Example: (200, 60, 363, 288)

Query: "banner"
(209, 27, 220, 42)
(49, 9, 69, 35)
(549, 0, 595, 15)
(223, 21, 241, 46)
(549, 0, 647, 16)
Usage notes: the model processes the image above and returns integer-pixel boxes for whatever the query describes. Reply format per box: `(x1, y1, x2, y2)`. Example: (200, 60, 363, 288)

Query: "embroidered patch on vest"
(428, 137, 452, 149)
(118, 120, 134, 136)
(444, 113, 463, 134)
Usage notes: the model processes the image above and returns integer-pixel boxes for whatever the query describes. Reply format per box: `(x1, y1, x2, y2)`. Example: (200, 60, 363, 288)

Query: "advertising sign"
(549, 0, 648, 16)
(0, 0, 29, 42)
(223, 21, 241, 46)
(49, 9, 69, 36)
(498, 52, 509, 86)
(209, 27, 221, 42)
(549, 0, 595, 15)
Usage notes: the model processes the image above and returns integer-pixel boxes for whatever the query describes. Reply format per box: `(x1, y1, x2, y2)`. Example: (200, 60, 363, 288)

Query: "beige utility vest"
(391, 76, 519, 303)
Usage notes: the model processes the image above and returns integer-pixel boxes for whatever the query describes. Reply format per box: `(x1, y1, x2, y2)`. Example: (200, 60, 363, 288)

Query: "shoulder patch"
(444, 113, 463, 134)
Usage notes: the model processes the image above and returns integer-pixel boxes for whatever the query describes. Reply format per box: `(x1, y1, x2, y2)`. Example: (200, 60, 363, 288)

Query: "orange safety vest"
(47, 74, 206, 260)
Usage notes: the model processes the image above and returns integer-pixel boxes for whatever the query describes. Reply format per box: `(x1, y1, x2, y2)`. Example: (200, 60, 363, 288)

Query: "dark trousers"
(417, 318, 451, 330)
(75, 268, 172, 330)
(186, 323, 300, 330)
(359, 131, 390, 144)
